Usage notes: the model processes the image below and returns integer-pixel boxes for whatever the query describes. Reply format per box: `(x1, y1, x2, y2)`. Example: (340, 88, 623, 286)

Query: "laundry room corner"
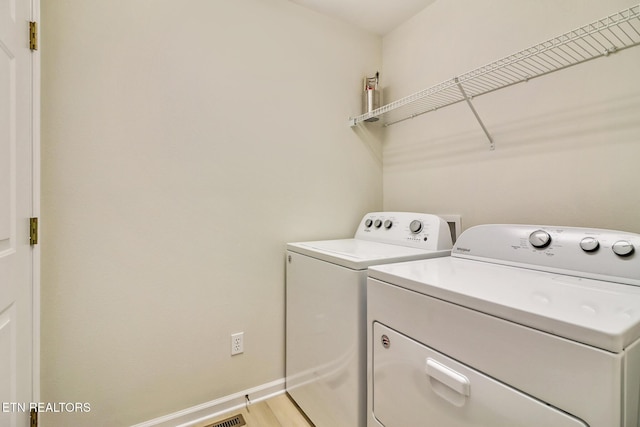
(379, 0, 640, 233)
(39, 1, 382, 425)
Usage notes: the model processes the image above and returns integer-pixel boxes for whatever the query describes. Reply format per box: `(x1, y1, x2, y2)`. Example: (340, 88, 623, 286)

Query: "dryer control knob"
(580, 237, 600, 252)
(529, 230, 551, 248)
(409, 220, 423, 234)
(384, 220, 393, 229)
(374, 219, 383, 228)
(612, 240, 635, 257)
(365, 219, 373, 228)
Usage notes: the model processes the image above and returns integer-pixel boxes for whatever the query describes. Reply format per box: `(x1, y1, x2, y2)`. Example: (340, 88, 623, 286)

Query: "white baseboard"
(130, 378, 286, 427)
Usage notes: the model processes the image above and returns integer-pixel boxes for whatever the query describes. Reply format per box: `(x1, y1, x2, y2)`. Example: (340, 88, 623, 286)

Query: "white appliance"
(286, 212, 453, 427)
(367, 224, 640, 427)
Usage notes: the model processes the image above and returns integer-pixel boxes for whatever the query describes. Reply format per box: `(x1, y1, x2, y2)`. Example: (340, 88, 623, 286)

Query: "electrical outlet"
(231, 332, 244, 356)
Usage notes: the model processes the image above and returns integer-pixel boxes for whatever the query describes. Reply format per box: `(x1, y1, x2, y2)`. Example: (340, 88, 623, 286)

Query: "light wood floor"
(195, 393, 314, 427)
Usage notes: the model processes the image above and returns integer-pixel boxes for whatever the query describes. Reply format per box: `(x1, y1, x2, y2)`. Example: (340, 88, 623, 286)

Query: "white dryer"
(367, 224, 640, 427)
(286, 212, 453, 427)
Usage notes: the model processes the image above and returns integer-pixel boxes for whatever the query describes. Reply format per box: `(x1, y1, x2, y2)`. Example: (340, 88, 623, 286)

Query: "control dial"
(529, 230, 551, 249)
(579, 237, 600, 252)
(365, 219, 373, 228)
(374, 219, 382, 228)
(384, 220, 393, 229)
(409, 220, 423, 234)
(612, 240, 635, 257)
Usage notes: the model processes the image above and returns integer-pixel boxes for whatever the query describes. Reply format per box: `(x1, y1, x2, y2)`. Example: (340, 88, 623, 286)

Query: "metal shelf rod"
(454, 78, 495, 151)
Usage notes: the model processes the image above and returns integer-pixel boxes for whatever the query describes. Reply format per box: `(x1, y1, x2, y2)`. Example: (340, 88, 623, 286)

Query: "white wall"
(381, 0, 640, 233)
(40, 1, 381, 425)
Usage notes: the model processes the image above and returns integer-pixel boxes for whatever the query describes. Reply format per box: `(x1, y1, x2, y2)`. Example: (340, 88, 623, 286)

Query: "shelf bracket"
(455, 78, 494, 151)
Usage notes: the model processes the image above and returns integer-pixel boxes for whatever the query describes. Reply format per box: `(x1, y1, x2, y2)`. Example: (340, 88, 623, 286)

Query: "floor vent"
(205, 414, 246, 427)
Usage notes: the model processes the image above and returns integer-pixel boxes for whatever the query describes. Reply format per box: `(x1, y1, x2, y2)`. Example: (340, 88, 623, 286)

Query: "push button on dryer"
(612, 240, 635, 257)
(580, 237, 600, 252)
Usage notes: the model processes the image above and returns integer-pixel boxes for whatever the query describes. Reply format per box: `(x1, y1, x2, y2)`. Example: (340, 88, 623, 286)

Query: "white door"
(0, 0, 39, 425)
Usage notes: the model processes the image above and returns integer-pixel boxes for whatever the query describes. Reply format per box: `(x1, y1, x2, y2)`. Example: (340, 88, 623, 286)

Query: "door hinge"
(29, 217, 38, 245)
(30, 408, 38, 427)
(29, 21, 38, 51)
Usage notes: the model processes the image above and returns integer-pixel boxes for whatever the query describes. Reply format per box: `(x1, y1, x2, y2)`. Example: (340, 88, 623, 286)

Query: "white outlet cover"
(231, 332, 244, 355)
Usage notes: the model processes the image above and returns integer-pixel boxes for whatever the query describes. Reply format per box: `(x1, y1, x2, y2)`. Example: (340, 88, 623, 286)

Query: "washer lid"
(368, 257, 640, 353)
(287, 239, 450, 270)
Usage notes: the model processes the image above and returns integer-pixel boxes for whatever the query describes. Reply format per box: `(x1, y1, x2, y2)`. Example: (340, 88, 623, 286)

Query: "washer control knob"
(612, 240, 635, 257)
(365, 219, 373, 228)
(374, 219, 382, 228)
(529, 230, 551, 249)
(384, 220, 393, 229)
(580, 237, 600, 252)
(409, 220, 423, 234)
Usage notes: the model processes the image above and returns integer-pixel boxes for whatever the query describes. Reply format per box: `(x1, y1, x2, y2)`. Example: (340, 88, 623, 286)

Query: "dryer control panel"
(355, 212, 453, 251)
(452, 224, 640, 286)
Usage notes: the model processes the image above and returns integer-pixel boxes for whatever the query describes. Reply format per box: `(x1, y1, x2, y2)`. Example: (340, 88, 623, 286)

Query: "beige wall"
(40, 1, 382, 425)
(381, 0, 640, 233)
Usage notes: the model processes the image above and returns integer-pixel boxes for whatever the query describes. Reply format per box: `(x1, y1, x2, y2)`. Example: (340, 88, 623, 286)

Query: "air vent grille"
(205, 413, 246, 427)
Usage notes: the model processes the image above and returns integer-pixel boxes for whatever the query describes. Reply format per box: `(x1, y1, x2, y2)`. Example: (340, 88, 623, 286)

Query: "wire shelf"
(349, 4, 640, 128)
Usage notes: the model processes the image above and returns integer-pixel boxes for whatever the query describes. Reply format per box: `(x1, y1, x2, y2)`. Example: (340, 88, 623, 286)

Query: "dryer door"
(372, 323, 587, 427)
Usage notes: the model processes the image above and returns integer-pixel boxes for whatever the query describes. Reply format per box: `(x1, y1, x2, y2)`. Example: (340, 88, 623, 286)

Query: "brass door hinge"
(29, 217, 38, 245)
(30, 408, 38, 427)
(29, 21, 38, 51)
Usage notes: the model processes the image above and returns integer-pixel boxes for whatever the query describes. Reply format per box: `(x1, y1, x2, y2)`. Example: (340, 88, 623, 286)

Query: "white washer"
(286, 212, 453, 427)
(367, 224, 640, 427)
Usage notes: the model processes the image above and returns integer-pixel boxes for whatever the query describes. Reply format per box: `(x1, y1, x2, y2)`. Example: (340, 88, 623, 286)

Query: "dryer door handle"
(426, 358, 470, 397)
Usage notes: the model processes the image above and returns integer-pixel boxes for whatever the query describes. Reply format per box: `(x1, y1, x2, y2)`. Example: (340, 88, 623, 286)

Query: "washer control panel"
(452, 224, 640, 286)
(355, 212, 453, 251)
